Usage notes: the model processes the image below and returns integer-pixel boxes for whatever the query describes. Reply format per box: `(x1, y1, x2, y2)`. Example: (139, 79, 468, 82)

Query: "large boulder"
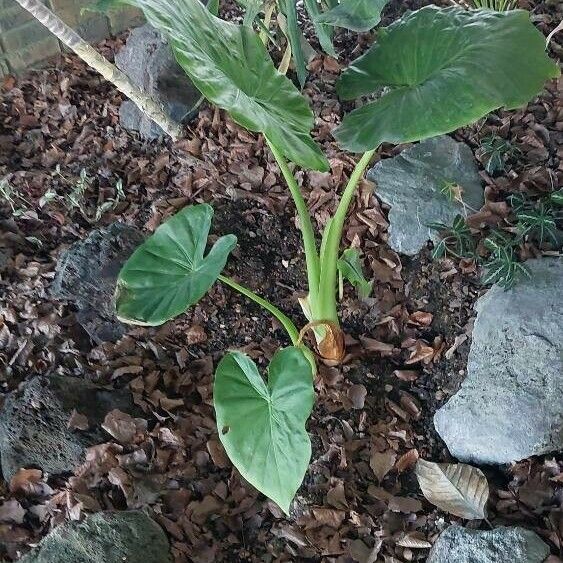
(367, 135, 484, 256)
(115, 24, 201, 139)
(21, 511, 171, 563)
(427, 526, 549, 563)
(434, 258, 562, 464)
(52, 223, 144, 344)
(0, 375, 135, 480)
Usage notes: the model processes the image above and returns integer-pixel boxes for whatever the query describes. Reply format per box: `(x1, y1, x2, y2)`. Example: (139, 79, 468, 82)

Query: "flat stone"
(367, 135, 484, 255)
(115, 24, 201, 139)
(434, 257, 562, 464)
(0, 375, 135, 481)
(52, 223, 144, 344)
(427, 526, 550, 563)
(21, 511, 171, 563)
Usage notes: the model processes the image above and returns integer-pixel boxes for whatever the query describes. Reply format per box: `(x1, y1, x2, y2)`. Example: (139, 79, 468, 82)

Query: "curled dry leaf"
(392, 369, 419, 382)
(407, 311, 433, 327)
(415, 459, 489, 519)
(405, 341, 435, 365)
(9, 468, 46, 496)
(395, 531, 432, 549)
(299, 320, 345, 362)
(370, 450, 396, 483)
(396, 449, 419, 473)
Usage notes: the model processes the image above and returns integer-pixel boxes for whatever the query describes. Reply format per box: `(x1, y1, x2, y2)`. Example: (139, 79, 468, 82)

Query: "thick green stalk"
(317, 150, 375, 319)
(218, 275, 300, 344)
(265, 138, 321, 306)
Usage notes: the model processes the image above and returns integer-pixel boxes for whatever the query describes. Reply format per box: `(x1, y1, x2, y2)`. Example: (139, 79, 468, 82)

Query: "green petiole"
(218, 274, 300, 344)
(317, 150, 376, 321)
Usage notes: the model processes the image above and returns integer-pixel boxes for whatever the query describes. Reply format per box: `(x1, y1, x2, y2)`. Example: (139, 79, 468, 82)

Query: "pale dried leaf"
(0, 500, 25, 524)
(396, 449, 419, 473)
(415, 459, 489, 519)
(395, 531, 432, 549)
(349, 538, 381, 563)
(370, 450, 396, 482)
(67, 409, 89, 430)
(388, 495, 422, 513)
(348, 384, 367, 409)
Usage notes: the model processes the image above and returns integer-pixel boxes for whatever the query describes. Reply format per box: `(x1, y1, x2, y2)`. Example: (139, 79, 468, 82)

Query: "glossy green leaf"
(316, 0, 388, 32)
(337, 248, 372, 298)
(214, 347, 314, 514)
(112, 0, 328, 171)
(116, 204, 236, 325)
(335, 7, 560, 152)
(303, 0, 336, 57)
(281, 0, 308, 88)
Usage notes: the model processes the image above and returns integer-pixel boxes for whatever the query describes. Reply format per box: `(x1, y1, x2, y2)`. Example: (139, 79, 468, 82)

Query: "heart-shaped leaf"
(214, 347, 314, 514)
(316, 0, 389, 32)
(415, 459, 489, 519)
(116, 204, 236, 325)
(335, 7, 560, 152)
(110, 0, 328, 171)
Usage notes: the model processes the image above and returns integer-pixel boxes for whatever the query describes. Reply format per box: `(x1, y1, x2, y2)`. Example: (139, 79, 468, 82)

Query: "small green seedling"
(99, 0, 558, 513)
(428, 215, 476, 260)
(432, 191, 561, 288)
(471, 0, 517, 12)
(0, 176, 32, 217)
(482, 231, 530, 288)
(478, 134, 520, 174)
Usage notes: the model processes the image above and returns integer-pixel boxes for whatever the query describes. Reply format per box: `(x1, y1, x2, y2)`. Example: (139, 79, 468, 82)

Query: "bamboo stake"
(12, 0, 184, 140)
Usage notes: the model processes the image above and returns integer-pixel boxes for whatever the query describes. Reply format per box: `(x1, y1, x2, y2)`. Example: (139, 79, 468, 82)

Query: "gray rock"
(0, 375, 135, 480)
(21, 511, 171, 563)
(434, 257, 562, 464)
(52, 223, 144, 344)
(367, 135, 484, 255)
(427, 526, 550, 563)
(115, 24, 201, 139)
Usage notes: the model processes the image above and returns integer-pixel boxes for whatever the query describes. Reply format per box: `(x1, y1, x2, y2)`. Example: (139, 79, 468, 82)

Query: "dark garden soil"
(0, 0, 562, 561)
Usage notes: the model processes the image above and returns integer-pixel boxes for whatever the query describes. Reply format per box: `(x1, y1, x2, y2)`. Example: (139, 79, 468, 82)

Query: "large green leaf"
(316, 0, 388, 32)
(335, 7, 560, 152)
(115, 204, 236, 325)
(214, 347, 314, 514)
(113, 0, 328, 171)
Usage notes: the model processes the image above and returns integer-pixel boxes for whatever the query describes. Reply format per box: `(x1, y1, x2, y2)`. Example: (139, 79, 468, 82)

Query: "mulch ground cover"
(0, 0, 562, 560)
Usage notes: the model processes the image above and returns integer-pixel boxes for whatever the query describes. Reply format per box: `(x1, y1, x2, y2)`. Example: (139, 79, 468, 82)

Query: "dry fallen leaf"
(0, 500, 25, 524)
(370, 450, 396, 483)
(9, 468, 46, 496)
(407, 311, 433, 327)
(396, 449, 419, 473)
(388, 495, 422, 513)
(405, 341, 435, 365)
(395, 531, 432, 549)
(67, 409, 89, 431)
(415, 459, 489, 519)
(349, 538, 381, 563)
(348, 384, 368, 409)
(392, 369, 419, 382)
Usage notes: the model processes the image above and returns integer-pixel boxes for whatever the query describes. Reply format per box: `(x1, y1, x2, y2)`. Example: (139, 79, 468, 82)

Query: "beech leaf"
(415, 459, 489, 519)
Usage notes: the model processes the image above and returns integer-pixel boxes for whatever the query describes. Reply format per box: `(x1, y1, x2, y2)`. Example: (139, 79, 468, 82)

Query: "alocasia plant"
(100, 0, 559, 513)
